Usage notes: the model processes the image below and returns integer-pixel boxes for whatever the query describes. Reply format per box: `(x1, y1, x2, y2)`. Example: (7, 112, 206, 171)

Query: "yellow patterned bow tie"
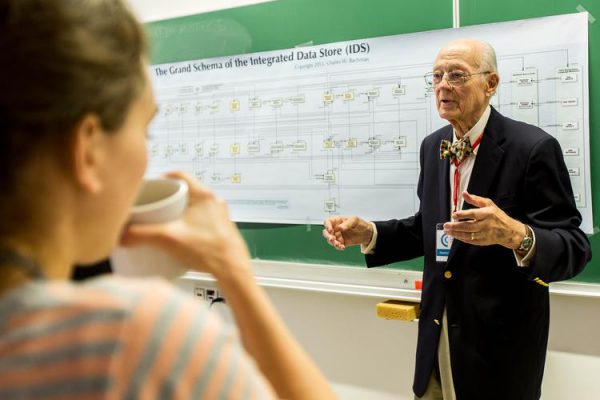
(440, 138, 474, 164)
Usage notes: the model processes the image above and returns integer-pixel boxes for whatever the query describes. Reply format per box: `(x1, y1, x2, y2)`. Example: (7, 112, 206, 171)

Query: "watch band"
(518, 225, 533, 252)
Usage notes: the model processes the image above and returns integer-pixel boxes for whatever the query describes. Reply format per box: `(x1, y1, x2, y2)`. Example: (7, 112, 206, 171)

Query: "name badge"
(436, 223, 453, 262)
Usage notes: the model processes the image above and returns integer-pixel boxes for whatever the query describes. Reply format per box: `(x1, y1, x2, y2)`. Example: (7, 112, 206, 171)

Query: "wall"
(179, 271, 600, 399)
(128, 1, 600, 399)
(262, 287, 600, 399)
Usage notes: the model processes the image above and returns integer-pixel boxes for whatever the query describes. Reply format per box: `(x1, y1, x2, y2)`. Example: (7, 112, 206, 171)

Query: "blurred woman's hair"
(0, 0, 147, 235)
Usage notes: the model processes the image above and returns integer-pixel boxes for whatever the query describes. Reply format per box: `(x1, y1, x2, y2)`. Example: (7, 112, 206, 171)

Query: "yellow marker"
(376, 300, 420, 321)
(533, 277, 549, 287)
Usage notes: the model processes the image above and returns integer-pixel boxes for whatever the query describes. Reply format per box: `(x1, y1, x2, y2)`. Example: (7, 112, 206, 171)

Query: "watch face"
(521, 237, 533, 250)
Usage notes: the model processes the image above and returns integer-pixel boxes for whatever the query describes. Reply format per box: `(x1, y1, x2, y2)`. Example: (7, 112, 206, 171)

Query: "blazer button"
(444, 270, 453, 279)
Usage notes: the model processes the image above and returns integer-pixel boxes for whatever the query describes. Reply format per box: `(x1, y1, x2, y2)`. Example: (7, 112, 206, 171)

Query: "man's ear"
(486, 72, 500, 97)
(71, 114, 106, 194)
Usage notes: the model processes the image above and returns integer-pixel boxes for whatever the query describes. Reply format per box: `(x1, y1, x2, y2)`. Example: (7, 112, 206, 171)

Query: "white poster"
(148, 13, 592, 233)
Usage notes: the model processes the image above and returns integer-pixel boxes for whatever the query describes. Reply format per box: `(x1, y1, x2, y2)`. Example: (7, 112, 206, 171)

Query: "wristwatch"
(517, 225, 533, 252)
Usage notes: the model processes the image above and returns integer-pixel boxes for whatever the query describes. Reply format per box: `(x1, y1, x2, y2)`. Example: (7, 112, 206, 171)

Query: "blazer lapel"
(438, 128, 452, 222)
(464, 108, 505, 207)
(447, 107, 505, 265)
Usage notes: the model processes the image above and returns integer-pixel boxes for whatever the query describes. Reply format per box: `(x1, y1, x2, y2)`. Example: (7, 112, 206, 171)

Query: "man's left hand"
(443, 191, 526, 249)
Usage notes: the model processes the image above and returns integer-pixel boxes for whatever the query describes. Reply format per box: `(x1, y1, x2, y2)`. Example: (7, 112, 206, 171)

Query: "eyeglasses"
(424, 70, 491, 87)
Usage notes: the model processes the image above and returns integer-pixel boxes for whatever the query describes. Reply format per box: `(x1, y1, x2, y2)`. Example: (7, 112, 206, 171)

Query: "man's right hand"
(322, 216, 374, 250)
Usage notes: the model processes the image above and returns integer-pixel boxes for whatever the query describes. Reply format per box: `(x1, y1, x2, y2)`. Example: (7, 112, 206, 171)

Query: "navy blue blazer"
(366, 107, 591, 400)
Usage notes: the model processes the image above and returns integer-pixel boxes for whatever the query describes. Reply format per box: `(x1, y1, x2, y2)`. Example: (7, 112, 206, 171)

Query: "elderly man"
(323, 39, 591, 400)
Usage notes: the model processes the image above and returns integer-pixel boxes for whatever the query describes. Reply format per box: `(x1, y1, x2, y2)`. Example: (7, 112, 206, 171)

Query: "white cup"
(111, 177, 189, 280)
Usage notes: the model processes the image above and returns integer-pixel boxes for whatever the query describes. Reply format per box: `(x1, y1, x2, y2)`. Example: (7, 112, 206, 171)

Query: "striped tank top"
(0, 276, 276, 399)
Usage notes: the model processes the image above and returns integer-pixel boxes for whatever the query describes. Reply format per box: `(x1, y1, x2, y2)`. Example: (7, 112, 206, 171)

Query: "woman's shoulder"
(0, 275, 208, 324)
(77, 275, 210, 320)
(82, 275, 187, 305)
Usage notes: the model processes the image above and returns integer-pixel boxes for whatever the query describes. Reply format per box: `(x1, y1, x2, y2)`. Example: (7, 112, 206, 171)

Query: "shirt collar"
(452, 105, 491, 154)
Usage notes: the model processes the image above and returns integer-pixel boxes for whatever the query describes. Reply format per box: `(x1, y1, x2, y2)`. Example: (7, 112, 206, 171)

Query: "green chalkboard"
(146, 0, 600, 283)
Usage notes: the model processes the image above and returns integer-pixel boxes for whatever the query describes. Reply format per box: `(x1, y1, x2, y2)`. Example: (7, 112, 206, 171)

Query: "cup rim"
(131, 178, 189, 215)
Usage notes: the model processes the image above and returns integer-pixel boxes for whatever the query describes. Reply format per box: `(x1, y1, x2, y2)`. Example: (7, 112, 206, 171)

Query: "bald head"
(437, 39, 497, 73)
(432, 38, 500, 136)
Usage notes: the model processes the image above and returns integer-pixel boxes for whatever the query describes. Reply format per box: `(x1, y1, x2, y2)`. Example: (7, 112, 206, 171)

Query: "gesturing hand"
(322, 216, 374, 251)
(443, 191, 526, 249)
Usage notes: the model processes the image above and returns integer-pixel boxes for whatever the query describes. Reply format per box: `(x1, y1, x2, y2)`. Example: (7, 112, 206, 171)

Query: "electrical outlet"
(206, 288, 217, 302)
(178, 278, 212, 302)
(193, 287, 206, 300)
(190, 284, 224, 304)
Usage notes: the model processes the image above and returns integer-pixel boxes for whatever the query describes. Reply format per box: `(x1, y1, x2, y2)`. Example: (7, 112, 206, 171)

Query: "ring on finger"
(471, 232, 476, 241)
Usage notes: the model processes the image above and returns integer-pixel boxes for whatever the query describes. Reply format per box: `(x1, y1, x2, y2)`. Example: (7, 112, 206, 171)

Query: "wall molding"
(179, 260, 600, 301)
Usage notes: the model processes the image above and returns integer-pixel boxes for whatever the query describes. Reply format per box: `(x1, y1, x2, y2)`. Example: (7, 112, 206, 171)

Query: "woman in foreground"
(0, 0, 336, 398)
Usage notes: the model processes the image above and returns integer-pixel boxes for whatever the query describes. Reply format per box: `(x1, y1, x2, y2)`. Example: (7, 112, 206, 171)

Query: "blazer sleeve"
(365, 214, 424, 267)
(522, 136, 591, 283)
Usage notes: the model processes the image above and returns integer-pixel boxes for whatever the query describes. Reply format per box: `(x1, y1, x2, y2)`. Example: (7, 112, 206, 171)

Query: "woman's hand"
(120, 171, 251, 278)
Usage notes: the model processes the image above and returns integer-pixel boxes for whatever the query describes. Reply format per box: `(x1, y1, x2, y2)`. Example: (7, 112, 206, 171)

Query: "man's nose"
(436, 83, 453, 97)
